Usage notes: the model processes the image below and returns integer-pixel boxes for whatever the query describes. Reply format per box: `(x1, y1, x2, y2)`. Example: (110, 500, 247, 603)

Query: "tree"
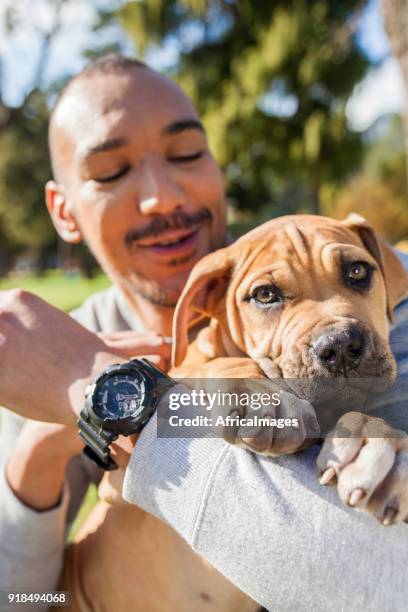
(0, 0, 67, 272)
(0, 1, 65, 134)
(323, 174, 408, 242)
(382, 0, 408, 181)
(115, 0, 371, 214)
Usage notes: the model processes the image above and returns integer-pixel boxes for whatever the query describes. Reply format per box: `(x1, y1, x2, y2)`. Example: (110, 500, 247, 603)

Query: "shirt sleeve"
(0, 411, 69, 611)
(0, 418, 100, 611)
(0, 464, 70, 610)
(123, 411, 408, 612)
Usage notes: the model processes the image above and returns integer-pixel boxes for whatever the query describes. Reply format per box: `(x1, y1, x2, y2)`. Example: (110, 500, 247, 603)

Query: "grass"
(0, 270, 111, 538)
(0, 270, 111, 312)
(68, 484, 99, 541)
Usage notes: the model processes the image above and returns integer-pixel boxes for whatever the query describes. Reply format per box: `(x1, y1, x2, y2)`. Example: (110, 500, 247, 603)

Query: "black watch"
(77, 358, 174, 470)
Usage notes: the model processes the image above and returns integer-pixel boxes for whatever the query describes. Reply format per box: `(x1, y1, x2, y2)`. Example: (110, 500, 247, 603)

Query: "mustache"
(124, 207, 213, 248)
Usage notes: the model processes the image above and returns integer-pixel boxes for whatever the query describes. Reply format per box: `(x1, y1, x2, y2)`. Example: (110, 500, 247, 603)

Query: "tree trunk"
(382, 0, 408, 183)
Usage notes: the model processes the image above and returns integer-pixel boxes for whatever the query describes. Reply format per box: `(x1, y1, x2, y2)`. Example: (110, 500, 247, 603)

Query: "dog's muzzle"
(311, 325, 365, 374)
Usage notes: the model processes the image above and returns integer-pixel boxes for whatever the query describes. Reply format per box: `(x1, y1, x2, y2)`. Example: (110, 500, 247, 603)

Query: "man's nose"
(138, 160, 186, 215)
(312, 325, 366, 373)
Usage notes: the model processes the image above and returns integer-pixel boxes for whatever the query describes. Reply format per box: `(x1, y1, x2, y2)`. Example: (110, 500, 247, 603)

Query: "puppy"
(171, 213, 408, 524)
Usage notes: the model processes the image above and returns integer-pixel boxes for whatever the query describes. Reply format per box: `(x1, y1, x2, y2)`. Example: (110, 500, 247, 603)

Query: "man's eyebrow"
(162, 119, 205, 136)
(84, 137, 130, 156)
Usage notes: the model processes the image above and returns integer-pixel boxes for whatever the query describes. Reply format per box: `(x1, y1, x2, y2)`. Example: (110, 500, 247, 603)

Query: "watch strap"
(77, 415, 118, 471)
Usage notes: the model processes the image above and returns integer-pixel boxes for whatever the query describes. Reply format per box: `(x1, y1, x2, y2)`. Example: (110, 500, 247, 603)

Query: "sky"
(0, 0, 405, 132)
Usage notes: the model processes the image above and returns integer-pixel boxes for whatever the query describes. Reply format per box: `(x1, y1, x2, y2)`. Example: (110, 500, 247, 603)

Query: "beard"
(121, 206, 226, 308)
(125, 273, 181, 308)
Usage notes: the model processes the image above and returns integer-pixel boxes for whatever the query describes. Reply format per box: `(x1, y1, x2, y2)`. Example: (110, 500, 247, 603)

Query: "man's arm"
(0, 291, 110, 611)
(0, 286, 170, 611)
(123, 414, 408, 612)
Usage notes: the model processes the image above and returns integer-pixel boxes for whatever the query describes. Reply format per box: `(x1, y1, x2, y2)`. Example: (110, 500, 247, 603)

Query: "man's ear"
(172, 248, 233, 367)
(342, 213, 408, 322)
(45, 180, 82, 244)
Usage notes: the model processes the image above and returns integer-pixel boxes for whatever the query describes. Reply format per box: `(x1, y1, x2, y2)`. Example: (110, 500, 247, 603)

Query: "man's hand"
(0, 289, 124, 425)
(98, 435, 138, 506)
(99, 330, 172, 371)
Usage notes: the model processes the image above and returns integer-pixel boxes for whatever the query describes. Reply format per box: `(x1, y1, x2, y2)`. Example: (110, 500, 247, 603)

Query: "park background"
(0, 0, 407, 311)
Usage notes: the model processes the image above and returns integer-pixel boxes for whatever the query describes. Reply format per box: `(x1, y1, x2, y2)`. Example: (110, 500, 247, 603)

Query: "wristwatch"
(77, 358, 173, 470)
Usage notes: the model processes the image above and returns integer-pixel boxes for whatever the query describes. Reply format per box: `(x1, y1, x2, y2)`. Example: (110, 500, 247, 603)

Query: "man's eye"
(94, 166, 130, 183)
(168, 151, 203, 163)
(249, 285, 283, 307)
(344, 261, 374, 289)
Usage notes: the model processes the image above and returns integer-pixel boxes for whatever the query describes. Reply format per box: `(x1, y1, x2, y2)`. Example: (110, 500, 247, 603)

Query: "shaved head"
(48, 54, 148, 181)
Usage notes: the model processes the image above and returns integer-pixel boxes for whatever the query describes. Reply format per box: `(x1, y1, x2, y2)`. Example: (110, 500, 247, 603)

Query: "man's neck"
(119, 287, 175, 336)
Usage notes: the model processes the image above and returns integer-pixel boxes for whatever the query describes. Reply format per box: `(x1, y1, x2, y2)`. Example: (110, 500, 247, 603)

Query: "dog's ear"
(342, 213, 408, 322)
(172, 249, 233, 367)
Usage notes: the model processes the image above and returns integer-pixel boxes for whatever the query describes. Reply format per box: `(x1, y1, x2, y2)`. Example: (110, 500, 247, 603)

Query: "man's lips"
(131, 226, 201, 257)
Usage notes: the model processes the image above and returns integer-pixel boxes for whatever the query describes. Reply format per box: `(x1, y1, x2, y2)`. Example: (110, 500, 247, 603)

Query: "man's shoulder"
(70, 285, 142, 333)
(392, 249, 408, 326)
(396, 248, 408, 272)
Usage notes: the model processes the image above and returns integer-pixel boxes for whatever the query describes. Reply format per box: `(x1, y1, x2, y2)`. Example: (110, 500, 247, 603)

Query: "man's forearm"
(123, 414, 408, 611)
(4, 421, 85, 511)
(6, 448, 69, 511)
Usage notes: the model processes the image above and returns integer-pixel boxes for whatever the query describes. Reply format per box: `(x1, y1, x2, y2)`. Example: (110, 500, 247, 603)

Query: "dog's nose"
(312, 326, 365, 373)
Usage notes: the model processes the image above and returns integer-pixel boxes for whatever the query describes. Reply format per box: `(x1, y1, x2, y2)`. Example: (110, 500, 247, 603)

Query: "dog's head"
(172, 214, 408, 385)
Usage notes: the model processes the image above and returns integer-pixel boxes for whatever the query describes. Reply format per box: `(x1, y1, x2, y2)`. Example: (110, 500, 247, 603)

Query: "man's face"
(48, 67, 226, 307)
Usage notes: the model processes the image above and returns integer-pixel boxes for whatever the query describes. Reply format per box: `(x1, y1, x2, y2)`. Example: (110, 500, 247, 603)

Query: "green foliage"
(68, 483, 99, 541)
(117, 0, 370, 213)
(0, 91, 56, 258)
(323, 113, 408, 242)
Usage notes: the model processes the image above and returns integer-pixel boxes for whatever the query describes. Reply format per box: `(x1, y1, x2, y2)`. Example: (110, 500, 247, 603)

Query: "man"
(1, 55, 408, 612)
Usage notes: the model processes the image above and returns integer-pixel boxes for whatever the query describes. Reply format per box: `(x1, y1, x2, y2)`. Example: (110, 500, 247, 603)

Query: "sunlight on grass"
(0, 270, 111, 312)
(68, 484, 99, 542)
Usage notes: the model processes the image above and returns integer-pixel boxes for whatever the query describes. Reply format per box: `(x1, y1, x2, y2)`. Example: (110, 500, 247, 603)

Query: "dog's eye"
(344, 261, 373, 289)
(250, 285, 282, 306)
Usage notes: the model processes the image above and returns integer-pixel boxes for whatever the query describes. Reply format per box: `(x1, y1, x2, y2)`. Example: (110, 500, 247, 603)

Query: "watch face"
(93, 373, 146, 421)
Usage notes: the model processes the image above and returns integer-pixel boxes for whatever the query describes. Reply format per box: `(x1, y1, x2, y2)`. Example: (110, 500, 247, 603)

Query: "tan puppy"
(171, 213, 408, 522)
(58, 214, 408, 611)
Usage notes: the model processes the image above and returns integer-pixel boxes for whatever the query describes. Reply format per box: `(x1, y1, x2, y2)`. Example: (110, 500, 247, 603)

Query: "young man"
(1, 56, 408, 611)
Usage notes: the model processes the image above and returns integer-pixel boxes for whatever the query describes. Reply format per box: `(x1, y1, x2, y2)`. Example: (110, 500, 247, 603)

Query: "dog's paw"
(317, 412, 408, 525)
(220, 387, 320, 457)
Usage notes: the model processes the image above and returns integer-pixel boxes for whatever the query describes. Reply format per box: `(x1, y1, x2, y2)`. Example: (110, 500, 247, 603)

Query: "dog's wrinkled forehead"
(232, 216, 368, 277)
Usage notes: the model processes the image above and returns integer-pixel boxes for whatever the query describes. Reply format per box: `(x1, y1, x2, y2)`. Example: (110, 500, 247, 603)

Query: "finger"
(365, 451, 408, 525)
(336, 439, 396, 507)
(317, 437, 364, 481)
(98, 331, 173, 347)
(100, 331, 171, 346)
(98, 330, 164, 342)
(102, 341, 172, 358)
